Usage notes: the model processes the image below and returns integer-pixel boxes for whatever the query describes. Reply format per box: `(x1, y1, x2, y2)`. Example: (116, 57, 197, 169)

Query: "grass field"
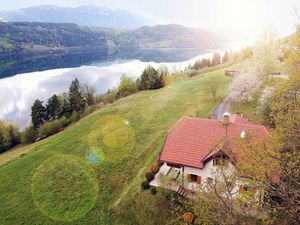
(0, 69, 231, 225)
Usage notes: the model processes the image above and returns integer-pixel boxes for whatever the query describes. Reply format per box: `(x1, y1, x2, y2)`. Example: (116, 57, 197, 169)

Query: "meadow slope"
(0, 69, 230, 225)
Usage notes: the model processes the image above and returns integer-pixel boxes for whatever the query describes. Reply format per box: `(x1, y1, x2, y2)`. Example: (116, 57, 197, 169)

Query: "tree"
(207, 79, 219, 100)
(211, 52, 221, 66)
(21, 126, 37, 144)
(31, 99, 47, 129)
(118, 75, 136, 97)
(222, 51, 229, 63)
(81, 84, 96, 106)
(0, 121, 20, 152)
(46, 94, 61, 120)
(138, 65, 162, 90)
(6, 122, 20, 146)
(68, 78, 85, 113)
(38, 120, 62, 137)
(59, 93, 70, 117)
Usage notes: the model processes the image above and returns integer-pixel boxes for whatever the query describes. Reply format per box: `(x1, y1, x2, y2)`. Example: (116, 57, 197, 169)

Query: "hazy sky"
(0, 0, 299, 36)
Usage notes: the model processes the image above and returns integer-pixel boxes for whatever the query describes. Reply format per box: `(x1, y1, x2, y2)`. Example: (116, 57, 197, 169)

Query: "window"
(239, 185, 250, 192)
(190, 174, 198, 182)
(213, 157, 221, 166)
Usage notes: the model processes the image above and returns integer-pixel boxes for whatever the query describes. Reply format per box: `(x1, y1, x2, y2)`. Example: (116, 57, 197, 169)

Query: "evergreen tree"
(68, 78, 85, 113)
(46, 94, 61, 120)
(31, 99, 47, 129)
(138, 66, 161, 90)
(0, 128, 4, 152)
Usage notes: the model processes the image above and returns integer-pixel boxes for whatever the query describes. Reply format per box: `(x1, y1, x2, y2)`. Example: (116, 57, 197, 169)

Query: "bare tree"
(81, 83, 96, 106)
(207, 79, 219, 100)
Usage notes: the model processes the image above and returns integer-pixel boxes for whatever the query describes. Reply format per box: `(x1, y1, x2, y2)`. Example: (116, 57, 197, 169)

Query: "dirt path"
(212, 91, 239, 119)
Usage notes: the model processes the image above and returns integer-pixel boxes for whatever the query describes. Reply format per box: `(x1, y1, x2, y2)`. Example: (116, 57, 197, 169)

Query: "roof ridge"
(167, 116, 188, 133)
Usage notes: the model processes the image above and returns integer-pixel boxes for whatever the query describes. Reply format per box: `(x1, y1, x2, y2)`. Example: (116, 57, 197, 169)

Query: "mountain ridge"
(0, 5, 155, 29)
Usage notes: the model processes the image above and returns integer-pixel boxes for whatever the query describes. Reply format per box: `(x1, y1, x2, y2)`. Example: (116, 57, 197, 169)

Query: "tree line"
(191, 49, 252, 71)
(0, 65, 168, 152)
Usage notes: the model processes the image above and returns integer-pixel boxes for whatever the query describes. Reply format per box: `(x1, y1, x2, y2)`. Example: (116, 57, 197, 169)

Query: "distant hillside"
(0, 22, 109, 58)
(0, 22, 228, 56)
(114, 24, 227, 50)
(0, 22, 229, 77)
(0, 5, 155, 29)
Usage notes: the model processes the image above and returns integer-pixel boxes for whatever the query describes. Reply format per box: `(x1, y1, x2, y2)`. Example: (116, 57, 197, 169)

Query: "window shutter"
(187, 174, 191, 182)
(197, 176, 201, 184)
(239, 185, 244, 192)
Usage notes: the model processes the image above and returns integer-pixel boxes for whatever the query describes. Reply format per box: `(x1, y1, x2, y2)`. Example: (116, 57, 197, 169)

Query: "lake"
(0, 41, 254, 129)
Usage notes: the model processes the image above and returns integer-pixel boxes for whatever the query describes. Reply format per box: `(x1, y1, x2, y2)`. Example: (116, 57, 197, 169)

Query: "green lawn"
(0, 69, 231, 225)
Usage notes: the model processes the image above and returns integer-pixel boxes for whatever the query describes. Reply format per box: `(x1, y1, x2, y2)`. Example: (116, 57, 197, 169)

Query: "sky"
(0, 0, 299, 37)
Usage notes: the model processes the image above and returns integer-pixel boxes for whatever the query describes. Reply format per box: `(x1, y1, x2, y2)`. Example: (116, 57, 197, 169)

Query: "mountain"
(0, 5, 155, 29)
(0, 22, 229, 77)
(0, 22, 228, 56)
(114, 24, 227, 50)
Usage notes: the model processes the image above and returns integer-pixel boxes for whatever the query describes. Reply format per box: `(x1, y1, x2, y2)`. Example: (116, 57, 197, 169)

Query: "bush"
(183, 212, 194, 223)
(82, 105, 96, 118)
(157, 160, 163, 166)
(38, 120, 62, 137)
(58, 116, 70, 128)
(118, 74, 136, 97)
(21, 126, 37, 144)
(141, 181, 150, 190)
(0, 121, 21, 153)
(150, 187, 157, 195)
(101, 90, 118, 104)
(69, 111, 79, 123)
(146, 172, 155, 182)
(151, 163, 159, 173)
(185, 69, 198, 77)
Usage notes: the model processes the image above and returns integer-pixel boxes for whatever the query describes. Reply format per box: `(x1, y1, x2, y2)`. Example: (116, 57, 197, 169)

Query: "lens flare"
(88, 115, 136, 163)
(31, 154, 99, 222)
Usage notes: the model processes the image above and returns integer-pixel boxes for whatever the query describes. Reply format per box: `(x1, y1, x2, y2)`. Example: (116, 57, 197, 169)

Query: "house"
(150, 113, 272, 196)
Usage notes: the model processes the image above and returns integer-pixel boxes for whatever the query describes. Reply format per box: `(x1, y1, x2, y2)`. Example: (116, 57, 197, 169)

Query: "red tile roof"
(159, 116, 269, 168)
(229, 114, 251, 124)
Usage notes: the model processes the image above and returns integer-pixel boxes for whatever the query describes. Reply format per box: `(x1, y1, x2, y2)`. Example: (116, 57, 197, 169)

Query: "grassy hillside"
(0, 69, 231, 225)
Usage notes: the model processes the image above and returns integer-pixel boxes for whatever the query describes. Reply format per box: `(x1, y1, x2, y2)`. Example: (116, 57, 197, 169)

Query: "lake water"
(0, 40, 254, 129)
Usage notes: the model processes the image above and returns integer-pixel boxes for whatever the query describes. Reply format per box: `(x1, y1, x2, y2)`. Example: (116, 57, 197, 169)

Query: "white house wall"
(183, 159, 240, 194)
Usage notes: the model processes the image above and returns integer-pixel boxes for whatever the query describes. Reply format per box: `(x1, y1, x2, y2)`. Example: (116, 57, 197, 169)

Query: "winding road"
(212, 91, 239, 119)
(212, 74, 288, 119)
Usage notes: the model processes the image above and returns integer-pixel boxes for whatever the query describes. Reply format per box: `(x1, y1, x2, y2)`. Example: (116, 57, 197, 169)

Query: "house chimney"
(222, 112, 230, 126)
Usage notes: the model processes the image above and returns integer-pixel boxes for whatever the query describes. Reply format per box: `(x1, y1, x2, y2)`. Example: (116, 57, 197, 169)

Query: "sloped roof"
(159, 116, 269, 168)
(229, 114, 251, 124)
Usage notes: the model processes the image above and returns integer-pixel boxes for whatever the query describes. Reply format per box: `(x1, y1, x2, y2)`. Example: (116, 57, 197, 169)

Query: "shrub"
(21, 126, 37, 144)
(58, 116, 70, 128)
(102, 90, 118, 104)
(82, 105, 96, 118)
(151, 163, 159, 173)
(146, 172, 155, 182)
(118, 74, 136, 97)
(185, 69, 198, 77)
(0, 121, 20, 152)
(150, 187, 157, 195)
(38, 120, 62, 137)
(183, 212, 194, 223)
(69, 111, 79, 123)
(157, 160, 163, 166)
(141, 181, 150, 190)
